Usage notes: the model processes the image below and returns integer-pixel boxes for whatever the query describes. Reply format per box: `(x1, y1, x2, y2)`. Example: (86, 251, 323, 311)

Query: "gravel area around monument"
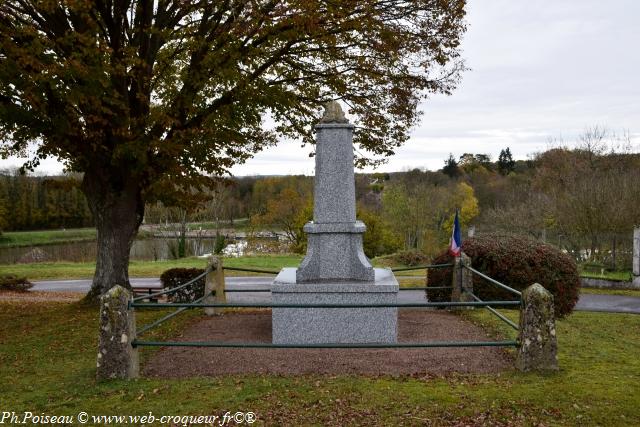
(143, 310, 512, 377)
(0, 290, 82, 302)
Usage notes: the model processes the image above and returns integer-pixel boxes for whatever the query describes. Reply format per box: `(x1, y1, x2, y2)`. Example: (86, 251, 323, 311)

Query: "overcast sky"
(3, 0, 639, 176)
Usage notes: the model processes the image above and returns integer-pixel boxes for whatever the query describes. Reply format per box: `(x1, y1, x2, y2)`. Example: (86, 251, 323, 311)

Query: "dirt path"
(143, 310, 512, 377)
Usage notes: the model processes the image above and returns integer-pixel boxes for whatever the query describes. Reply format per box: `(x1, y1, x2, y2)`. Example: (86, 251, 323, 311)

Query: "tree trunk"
(82, 174, 144, 303)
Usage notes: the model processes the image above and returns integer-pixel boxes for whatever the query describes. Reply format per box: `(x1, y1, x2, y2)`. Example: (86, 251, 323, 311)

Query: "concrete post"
(633, 227, 639, 278)
(467, 226, 475, 238)
(451, 252, 473, 305)
(96, 285, 139, 380)
(515, 283, 559, 372)
(204, 256, 226, 316)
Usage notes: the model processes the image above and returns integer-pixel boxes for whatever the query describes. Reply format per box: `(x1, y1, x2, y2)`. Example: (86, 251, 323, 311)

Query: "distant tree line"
(3, 127, 638, 269)
(475, 128, 640, 268)
(0, 171, 93, 231)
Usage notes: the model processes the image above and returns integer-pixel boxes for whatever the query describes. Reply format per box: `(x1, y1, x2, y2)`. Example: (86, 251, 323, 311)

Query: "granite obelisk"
(272, 102, 399, 344)
(296, 102, 374, 283)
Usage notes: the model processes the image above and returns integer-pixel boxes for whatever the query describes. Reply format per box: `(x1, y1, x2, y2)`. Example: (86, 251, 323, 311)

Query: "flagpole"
(449, 208, 462, 257)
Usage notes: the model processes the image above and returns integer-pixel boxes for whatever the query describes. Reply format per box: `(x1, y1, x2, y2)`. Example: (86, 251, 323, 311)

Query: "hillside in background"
(2, 141, 639, 270)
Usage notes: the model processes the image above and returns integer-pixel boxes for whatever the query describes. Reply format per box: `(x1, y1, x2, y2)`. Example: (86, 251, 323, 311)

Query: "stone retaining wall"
(581, 277, 640, 290)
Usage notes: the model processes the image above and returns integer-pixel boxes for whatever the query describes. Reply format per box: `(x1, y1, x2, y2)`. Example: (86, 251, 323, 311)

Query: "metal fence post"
(204, 256, 226, 316)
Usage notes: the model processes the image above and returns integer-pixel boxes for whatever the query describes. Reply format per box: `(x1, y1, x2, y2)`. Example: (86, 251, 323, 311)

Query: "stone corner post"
(204, 255, 226, 316)
(451, 252, 473, 305)
(515, 283, 559, 372)
(96, 285, 139, 381)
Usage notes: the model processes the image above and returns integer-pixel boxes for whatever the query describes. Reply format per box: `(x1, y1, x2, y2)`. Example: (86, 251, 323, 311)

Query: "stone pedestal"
(297, 222, 373, 282)
(273, 268, 398, 344)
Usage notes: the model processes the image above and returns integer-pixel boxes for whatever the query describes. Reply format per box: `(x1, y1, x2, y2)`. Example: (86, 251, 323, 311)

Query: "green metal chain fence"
(129, 261, 523, 350)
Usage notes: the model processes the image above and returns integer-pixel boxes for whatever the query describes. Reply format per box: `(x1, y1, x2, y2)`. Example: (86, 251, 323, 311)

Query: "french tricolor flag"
(449, 209, 462, 257)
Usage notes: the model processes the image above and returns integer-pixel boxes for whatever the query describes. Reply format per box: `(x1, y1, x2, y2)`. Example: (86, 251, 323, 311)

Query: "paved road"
(574, 294, 640, 314)
(32, 277, 640, 314)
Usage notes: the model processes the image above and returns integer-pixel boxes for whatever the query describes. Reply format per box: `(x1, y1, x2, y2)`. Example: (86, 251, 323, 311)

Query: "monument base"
(296, 221, 374, 282)
(272, 268, 399, 344)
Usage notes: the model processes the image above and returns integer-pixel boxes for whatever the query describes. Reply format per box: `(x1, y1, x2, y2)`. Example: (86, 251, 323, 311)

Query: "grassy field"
(0, 228, 98, 248)
(0, 255, 304, 280)
(0, 222, 251, 249)
(0, 300, 638, 425)
(579, 269, 633, 281)
(2, 253, 639, 299)
(579, 287, 640, 297)
(0, 254, 432, 281)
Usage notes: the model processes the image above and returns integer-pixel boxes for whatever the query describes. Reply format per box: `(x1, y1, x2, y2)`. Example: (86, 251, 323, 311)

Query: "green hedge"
(390, 250, 430, 267)
(427, 233, 581, 318)
(0, 275, 33, 292)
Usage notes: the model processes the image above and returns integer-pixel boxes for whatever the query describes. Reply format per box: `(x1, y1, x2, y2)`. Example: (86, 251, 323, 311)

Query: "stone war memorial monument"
(272, 102, 399, 344)
(96, 101, 559, 380)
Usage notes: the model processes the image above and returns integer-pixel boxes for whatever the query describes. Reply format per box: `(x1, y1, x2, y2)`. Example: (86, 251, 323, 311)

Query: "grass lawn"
(0, 255, 304, 280)
(1, 300, 638, 426)
(579, 270, 633, 282)
(580, 287, 640, 297)
(0, 254, 428, 281)
(0, 222, 253, 249)
(0, 228, 97, 248)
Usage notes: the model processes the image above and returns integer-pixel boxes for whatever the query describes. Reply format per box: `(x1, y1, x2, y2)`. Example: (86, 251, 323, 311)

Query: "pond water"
(0, 238, 231, 264)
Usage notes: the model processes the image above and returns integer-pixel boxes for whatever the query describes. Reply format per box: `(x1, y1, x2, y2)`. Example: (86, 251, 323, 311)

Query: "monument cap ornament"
(319, 101, 349, 124)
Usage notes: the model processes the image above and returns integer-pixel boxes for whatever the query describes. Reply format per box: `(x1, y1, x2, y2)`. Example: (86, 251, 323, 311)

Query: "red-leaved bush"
(427, 233, 581, 318)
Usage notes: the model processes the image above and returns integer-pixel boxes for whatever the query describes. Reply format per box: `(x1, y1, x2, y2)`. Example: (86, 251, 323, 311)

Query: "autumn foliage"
(0, 1, 467, 298)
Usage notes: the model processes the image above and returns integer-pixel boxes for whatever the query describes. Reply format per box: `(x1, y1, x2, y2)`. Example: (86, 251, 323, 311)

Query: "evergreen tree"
(498, 148, 516, 176)
(442, 154, 461, 178)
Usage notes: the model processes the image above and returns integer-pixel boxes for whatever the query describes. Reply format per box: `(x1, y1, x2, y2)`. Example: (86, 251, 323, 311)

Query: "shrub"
(358, 207, 403, 258)
(0, 275, 33, 292)
(427, 233, 581, 318)
(159, 268, 206, 302)
(391, 250, 430, 267)
(214, 233, 226, 254)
